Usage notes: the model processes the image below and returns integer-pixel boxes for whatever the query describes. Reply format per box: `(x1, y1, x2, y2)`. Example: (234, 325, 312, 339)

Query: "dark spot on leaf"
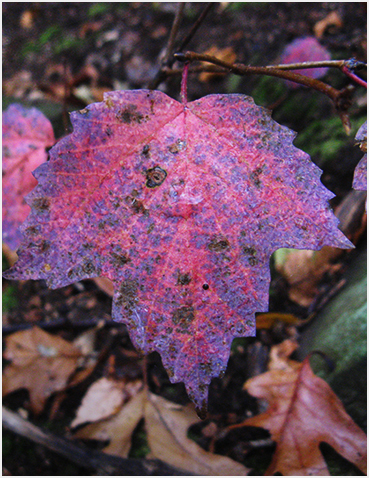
(116, 105, 148, 124)
(25, 226, 40, 236)
(106, 127, 113, 137)
(177, 272, 192, 285)
(116, 279, 138, 313)
(39, 240, 50, 252)
(168, 139, 186, 154)
(248, 257, 258, 266)
(250, 167, 263, 188)
(125, 196, 147, 215)
(208, 238, 229, 252)
(202, 284, 209, 290)
(146, 166, 167, 188)
(142, 144, 150, 156)
(82, 260, 96, 275)
(242, 246, 257, 256)
(172, 306, 195, 329)
(32, 197, 50, 212)
(110, 252, 130, 267)
(112, 198, 121, 209)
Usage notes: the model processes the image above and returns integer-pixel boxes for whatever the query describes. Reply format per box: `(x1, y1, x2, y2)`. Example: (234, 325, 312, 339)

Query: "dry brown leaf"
(92, 277, 114, 296)
(3, 326, 81, 414)
(256, 312, 302, 329)
(236, 357, 367, 475)
(314, 11, 343, 38)
(74, 389, 146, 457)
(275, 247, 342, 307)
(72, 377, 126, 427)
(74, 388, 249, 475)
(267, 339, 300, 372)
(199, 46, 237, 82)
(145, 392, 249, 475)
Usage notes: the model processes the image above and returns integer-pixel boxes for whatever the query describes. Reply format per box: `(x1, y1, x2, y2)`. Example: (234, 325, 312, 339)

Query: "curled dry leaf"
(198, 46, 237, 82)
(267, 339, 300, 371)
(3, 326, 81, 414)
(313, 11, 343, 39)
(2, 104, 55, 250)
(235, 357, 367, 475)
(4, 87, 352, 413)
(71, 377, 142, 428)
(74, 388, 249, 475)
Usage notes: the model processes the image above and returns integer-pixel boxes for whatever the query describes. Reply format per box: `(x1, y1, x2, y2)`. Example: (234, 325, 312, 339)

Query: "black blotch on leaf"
(146, 166, 167, 188)
(142, 145, 150, 156)
(32, 197, 50, 212)
(172, 306, 195, 329)
(116, 104, 149, 124)
(116, 279, 138, 313)
(177, 272, 192, 285)
(111, 252, 130, 267)
(208, 238, 229, 252)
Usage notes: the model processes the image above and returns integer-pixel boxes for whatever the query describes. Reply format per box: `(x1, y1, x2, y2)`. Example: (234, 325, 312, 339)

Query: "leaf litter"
(4, 72, 353, 414)
(73, 386, 249, 476)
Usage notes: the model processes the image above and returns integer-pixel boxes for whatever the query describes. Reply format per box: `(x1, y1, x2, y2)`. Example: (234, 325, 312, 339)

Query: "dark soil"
(2, 3, 367, 476)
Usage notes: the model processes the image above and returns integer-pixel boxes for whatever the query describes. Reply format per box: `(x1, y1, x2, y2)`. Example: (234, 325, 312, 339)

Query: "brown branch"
(3, 407, 193, 475)
(175, 51, 343, 102)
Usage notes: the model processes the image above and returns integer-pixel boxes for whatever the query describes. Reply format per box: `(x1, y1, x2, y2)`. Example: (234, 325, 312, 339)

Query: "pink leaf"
(353, 121, 367, 191)
(280, 37, 331, 89)
(4, 90, 352, 413)
(2, 104, 55, 250)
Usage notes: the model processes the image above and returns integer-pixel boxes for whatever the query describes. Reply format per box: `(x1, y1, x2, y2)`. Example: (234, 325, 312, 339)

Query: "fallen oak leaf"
(74, 388, 249, 475)
(4, 81, 353, 413)
(2, 104, 55, 250)
(232, 356, 367, 475)
(3, 326, 81, 414)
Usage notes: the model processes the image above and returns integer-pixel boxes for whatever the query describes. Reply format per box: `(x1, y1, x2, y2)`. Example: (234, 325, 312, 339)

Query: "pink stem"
(342, 66, 367, 89)
(180, 62, 189, 105)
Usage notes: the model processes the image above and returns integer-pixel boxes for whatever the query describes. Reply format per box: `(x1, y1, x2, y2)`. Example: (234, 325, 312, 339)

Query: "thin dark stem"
(148, 3, 186, 89)
(163, 3, 186, 66)
(178, 3, 215, 52)
(176, 51, 343, 102)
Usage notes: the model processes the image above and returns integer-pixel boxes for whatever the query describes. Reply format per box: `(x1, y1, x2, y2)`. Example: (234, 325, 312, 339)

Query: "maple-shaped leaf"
(236, 356, 367, 475)
(4, 87, 352, 413)
(353, 121, 367, 191)
(2, 104, 55, 250)
(280, 37, 331, 88)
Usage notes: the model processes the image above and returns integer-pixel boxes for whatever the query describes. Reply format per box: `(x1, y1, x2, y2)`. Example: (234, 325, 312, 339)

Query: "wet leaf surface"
(235, 354, 367, 475)
(5, 89, 352, 412)
(2, 104, 55, 250)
